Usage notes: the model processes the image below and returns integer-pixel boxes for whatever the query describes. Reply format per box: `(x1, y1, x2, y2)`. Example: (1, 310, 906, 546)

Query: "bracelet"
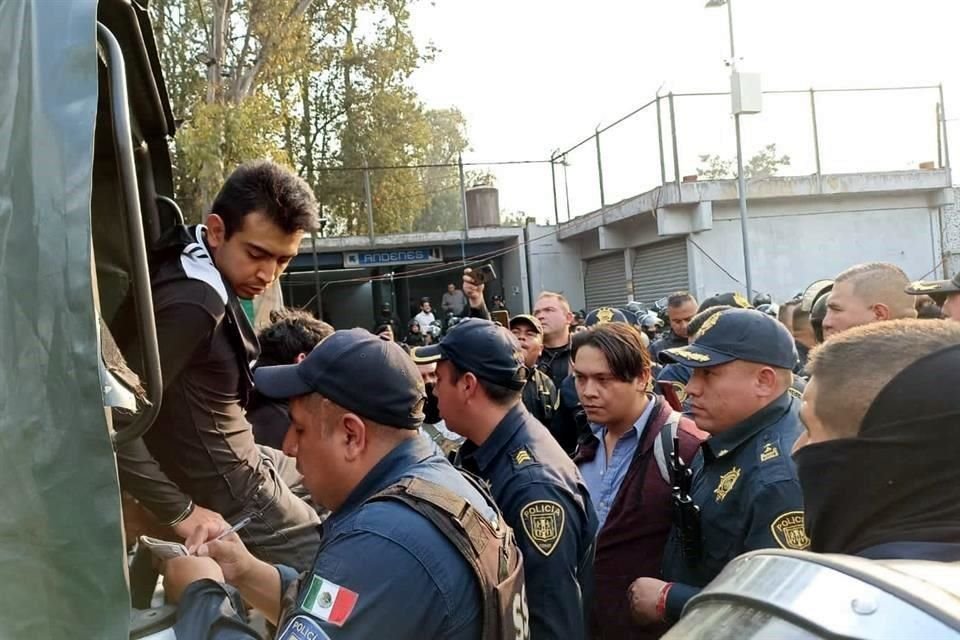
(164, 501, 195, 527)
(656, 582, 673, 622)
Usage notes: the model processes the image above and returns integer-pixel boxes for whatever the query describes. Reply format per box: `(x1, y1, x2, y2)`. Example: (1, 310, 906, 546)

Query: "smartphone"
(472, 263, 498, 285)
(491, 309, 510, 327)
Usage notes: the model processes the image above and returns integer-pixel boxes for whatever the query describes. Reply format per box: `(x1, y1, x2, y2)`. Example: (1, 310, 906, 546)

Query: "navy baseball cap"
(584, 307, 630, 327)
(254, 328, 425, 429)
(659, 308, 798, 370)
(697, 291, 753, 313)
(411, 319, 528, 390)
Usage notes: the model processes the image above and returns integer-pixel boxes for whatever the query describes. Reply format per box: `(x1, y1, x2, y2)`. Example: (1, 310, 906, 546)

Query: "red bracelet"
(656, 582, 673, 621)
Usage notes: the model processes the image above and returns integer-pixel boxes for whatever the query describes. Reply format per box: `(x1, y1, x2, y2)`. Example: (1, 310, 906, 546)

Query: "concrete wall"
(525, 224, 586, 312)
(499, 237, 530, 314)
(691, 194, 942, 301)
(940, 187, 960, 278)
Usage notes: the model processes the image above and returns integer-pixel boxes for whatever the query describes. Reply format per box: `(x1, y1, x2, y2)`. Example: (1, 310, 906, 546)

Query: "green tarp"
(0, 0, 130, 636)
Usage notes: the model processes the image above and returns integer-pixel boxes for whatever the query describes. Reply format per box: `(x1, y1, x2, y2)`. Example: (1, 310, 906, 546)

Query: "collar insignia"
(714, 466, 741, 502)
(760, 442, 780, 462)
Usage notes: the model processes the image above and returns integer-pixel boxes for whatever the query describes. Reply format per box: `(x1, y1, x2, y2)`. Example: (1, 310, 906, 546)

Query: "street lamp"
(706, 0, 755, 299)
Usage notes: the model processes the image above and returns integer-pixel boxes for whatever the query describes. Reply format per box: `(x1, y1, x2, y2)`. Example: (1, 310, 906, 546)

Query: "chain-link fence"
(552, 84, 950, 223)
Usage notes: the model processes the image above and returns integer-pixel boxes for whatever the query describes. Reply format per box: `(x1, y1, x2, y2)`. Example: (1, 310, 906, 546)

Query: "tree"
(697, 143, 791, 180)
(149, 0, 472, 234)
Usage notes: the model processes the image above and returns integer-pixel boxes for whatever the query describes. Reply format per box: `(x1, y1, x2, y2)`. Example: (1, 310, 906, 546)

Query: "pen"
(193, 515, 253, 554)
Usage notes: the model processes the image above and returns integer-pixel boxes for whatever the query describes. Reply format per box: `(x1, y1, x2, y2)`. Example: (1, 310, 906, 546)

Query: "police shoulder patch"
(510, 447, 536, 469)
(519, 500, 565, 556)
(788, 386, 803, 399)
(279, 615, 332, 640)
(771, 510, 811, 550)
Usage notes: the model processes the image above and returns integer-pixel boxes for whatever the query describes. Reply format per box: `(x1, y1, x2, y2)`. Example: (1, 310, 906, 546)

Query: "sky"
(408, 0, 960, 223)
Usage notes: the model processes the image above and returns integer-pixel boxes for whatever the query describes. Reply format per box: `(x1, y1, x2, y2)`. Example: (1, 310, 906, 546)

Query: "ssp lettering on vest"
(369, 475, 530, 640)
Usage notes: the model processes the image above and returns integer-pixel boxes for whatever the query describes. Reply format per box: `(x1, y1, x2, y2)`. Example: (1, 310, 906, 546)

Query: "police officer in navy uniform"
(161, 329, 528, 640)
(627, 309, 807, 627)
(414, 319, 599, 639)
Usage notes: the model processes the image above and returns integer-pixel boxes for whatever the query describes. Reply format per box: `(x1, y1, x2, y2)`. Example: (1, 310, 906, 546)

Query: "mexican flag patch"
(301, 575, 359, 627)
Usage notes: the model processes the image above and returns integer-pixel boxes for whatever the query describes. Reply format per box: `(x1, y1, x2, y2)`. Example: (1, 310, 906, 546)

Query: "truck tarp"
(0, 0, 130, 637)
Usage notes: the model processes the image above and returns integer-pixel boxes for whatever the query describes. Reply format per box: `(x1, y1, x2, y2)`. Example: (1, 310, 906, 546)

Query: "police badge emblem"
(714, 466, 741, 502)
(520, 500, 565, 556)
(596, 307, 615, 324)
(771, 511, 811, 550)
(694, 312, 721, 339)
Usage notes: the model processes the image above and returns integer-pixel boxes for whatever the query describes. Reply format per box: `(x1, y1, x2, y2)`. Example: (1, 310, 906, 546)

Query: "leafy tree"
(149, 0, 472, 234)
(697, 143, 791, 180)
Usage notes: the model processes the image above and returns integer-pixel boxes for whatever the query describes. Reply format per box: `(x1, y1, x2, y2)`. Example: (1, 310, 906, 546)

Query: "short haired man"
(163, 329, 526, 639)
(628, 309, 807, 627)
(905, 271, 960, 322)
(441, 282, 467, 317)
(509, 314, 560, 429)
(823, 262, 917, 338)
(414, 319, 598, 639)
(116, 160, 321, 569)
(795, 319, 960, 561)
(571, 323, 703, 639)
(249, 308, 333, 449)
(533, 291, 576, 389)
(413, 298, 436, 334)
(648, 292, 698, 363)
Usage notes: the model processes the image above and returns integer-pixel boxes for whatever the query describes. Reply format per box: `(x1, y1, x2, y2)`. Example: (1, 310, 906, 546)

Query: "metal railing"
(551, 84, 950, 224)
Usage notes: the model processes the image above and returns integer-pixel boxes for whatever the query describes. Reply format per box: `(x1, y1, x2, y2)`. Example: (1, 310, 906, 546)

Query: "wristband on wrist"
(656, 582, 673, 621)
(164, 501, 195, 527)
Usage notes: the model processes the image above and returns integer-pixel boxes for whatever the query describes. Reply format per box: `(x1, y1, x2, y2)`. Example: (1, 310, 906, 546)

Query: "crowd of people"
(119, 160, 960, 640)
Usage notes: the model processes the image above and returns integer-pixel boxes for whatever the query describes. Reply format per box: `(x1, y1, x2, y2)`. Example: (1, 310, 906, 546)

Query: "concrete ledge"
(558, 169, 952, 241)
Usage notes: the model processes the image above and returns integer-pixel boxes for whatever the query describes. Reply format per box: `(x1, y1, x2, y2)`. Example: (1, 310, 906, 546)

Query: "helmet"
(426, 321, 443, 338)
(752, 293, 773, 307)
(756, 303, 779, 318)
(641, 312, 663, 329)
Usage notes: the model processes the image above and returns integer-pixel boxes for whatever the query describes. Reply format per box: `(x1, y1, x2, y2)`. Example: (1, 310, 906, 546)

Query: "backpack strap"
(653, 411, 682, 485)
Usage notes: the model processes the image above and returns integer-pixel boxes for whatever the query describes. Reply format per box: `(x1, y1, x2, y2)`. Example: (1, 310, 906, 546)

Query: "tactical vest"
(370, 476, 530, 640)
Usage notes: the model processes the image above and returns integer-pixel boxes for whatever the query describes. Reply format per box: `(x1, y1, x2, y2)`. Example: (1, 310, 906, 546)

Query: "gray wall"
(691, 193, 943, 301)
(499, 237, 530, 314)
(526, 224, 586, 312)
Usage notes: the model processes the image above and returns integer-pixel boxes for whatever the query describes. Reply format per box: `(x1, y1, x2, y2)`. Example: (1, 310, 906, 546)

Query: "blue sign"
(344, 246, 443, 267)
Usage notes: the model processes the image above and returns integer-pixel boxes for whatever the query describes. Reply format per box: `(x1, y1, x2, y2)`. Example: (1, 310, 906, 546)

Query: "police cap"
(584, 307, 630, 327)
(905, 272, 960, 297)
(412, 319, 528, 390)
(660, 308, 798, 370)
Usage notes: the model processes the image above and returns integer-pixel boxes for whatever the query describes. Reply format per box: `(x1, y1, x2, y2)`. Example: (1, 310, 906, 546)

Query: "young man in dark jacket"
(116, 160, 322, 570)
(571, 323, 703, 639)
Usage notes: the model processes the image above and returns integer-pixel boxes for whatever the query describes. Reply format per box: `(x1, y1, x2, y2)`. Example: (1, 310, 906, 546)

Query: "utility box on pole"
(731, 71, 762, 115)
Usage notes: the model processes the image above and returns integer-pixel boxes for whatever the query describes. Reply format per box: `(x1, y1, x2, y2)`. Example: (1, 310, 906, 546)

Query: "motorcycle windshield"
(0, 0, 130, 637)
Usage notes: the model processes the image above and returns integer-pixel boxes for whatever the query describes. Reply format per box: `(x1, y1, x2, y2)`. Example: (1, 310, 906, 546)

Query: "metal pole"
(810, 88, 822, 180)
(595, 128, 606, 208)
(726, 0, 736, 59)
(363, 162, 375, 244)
(458, 153, 469, 264)
(550, 152, 560, 226)
(668, 92, 681, 193)
(562, 156, 572, 222)
(937, 103, 944, 168)
(939, 83, 951, 170)
(656, 96, 667, 185)
(310, 228, 323, 318)
(734, 113, 753, 298)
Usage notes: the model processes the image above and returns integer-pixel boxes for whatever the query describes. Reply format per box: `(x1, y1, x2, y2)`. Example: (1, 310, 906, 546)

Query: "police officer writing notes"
(795, 319, 960, 561)
(628, 309, 807, 626)
(414, 319, 599, 639)
(162, 329, 527, 639)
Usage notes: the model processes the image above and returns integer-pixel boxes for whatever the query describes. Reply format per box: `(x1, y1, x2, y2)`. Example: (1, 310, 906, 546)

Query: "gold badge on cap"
(596, 307, 615, 324)
(694, 312, 721, 340)
(733, 292, 751, 308)
(771, 511, 811, 550)
(669, 348, 711, 363)
(714, 466, 741, 502)
(520, 500, 565, 556)
(909, 281, 940, 292)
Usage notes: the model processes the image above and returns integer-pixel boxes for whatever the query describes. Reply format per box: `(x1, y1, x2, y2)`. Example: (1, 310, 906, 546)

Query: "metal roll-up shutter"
(584, 252, 627, 310)
(632, 238, 689, 305)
